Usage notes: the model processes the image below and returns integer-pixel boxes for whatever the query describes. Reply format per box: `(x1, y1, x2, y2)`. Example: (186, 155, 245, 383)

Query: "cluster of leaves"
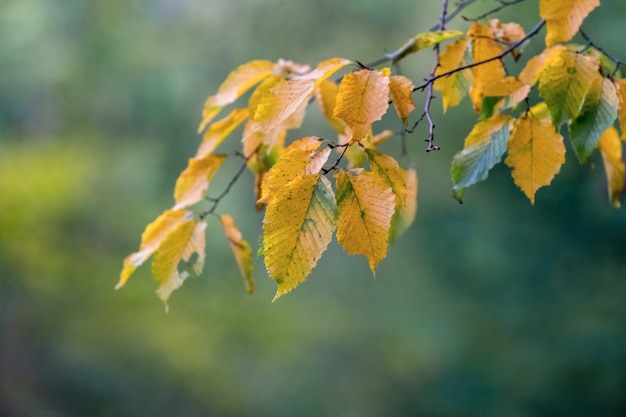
(118, 0, 625, 305)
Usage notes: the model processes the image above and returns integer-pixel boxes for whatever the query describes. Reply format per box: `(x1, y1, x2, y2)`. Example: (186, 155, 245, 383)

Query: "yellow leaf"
(597, 126, 625, 207)
(173, 154, 227, 209)
(198, 60, 275, 132)
(248, 75, 284, 118)
(366, 149, 407, 206)
(251, 78, 314, 128)
(540, 0, 600, 47)
(221, 215, 255, 293)
(616, 79, 626, 141)
(315, 79, 346, 134)
(295, 57, 352, 89)
(152, 220, 207, 304)
(467, 23, 506, 112)
(334, 69, 390, 142)
(489, 19, 525, 60)
(434, 38, 471, 111)
(394, 30, 464, 61)
(390, 167, 418, 241)
(263, 174, 337, 299)
(117, 209, 190, 289)
(196, 109, 249, 158)
(335, 169, 395, 273)
(258, 136, 329, 205)
(389, 75, 416, 125)
(504, 115, 566, 203)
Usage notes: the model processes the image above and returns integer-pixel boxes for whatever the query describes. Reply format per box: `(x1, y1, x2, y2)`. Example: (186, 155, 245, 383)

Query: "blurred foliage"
(1, 0, 625, 416)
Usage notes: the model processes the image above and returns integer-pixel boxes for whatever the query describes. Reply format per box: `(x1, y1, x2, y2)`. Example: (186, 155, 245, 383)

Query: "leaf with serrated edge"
(570, 78, 619, 162)
(468, 23, 506, 112)
(366, 149, 407, 206)
(117, 209, 190, 289)
(152, 219, 207, 304)
(451, 114, 514, 201)
(198, 60, 275, 133)
(597, 126, 625, 207)
(505, 116, 565, 203)
(389, 167, 418, 242)
(434, 38, 471, 111)
(173, 154, 227, 210)
(221, 215, 254, 293)
(395, 30, 464, 60)
(196, 109, 249, 158)
(539, 48, 602, 127)
(389, 75, 416, 125)
(335, 169, 395, 273)
(540, 0, 600, 47)
(258, 136, 330, 205)
(263, 174, 337, 299)
(334, 69, 390, 142)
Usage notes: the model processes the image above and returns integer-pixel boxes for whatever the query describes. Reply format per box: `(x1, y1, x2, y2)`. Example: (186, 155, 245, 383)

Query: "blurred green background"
(1, 0, 626, 416)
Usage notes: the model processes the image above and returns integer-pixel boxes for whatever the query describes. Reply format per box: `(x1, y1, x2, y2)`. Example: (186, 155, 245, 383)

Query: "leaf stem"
(199, 152, 252, 219)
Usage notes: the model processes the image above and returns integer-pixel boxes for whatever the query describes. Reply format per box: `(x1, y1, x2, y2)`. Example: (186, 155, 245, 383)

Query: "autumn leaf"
(315, 79, 346, 134)
(569, 78, 619, 162)
(388, 167, 418, 242)
(490, 19, 526, 60)
(334, 69, 390, 142)
(258, 136, 330, 205)
(335, 169, 395, 273)
(344, 130, 394, 169)
(221, 214, 254, 293)
(434, 38, 471, 111)
(394, 30, 464, 61)
(251, 78, 315, 133)
(366, 149, 407, 207)
(198, 60, 275, 132)
(539, 48, 602, 127)
(263, 174, 337, 299)
(296, 57, 352, 89)
(519, 46, 561, 87)
(389, 75, 416, 125)
(117, 209, 191, 289)
(173, 154, 227, 209)
(152, 219, 207, 304)
(451, 114, 514, 201)
(504, 115, 566, 203)
(467, 23, 507, 112)
(540, 0, 600, 47)
(196, 109, 249, 158)
(597, 126, 625, 207)
(615, 79, 626, 141)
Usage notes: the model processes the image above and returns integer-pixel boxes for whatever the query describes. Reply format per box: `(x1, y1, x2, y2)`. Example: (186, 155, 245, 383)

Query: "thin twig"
(579, 29, 625, 76)
(200, 152, 252, 219)
(321, 143, 349, 174)
(462, 0, 529, 22)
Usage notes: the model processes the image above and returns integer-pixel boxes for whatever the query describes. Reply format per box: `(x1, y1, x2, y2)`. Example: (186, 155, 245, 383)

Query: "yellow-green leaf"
(221, 214, 254, 293)
(597, 126, 625, 207)
(258, 136, 329, 205)
(451, 114, 514, 201)
(434, 38, 471, 111)
(394, 30, 464, 61)
(389, 75, 416, 125)
(152, 219, 207, 304)
(389, 167, 418, 242)
(366, 149, 407, 206)
(117, 209, 191, 289)
(173, 154, 227, 209)
(569, 77, 619, 162)
(196, 108, 249, 158)
(263, 174, 337, 299)
(539, 48, 602, 127)
(335, 169, 395, 273)
(334, 69, 390, 142)
(540, 0, 600, 47)
(198, 60, 275, 132)
(504, 115, 566, 203)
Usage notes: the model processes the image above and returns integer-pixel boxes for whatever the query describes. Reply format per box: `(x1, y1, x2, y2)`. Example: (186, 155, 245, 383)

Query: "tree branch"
(461, 0, 529, 22)
(579, 29, 625, 76)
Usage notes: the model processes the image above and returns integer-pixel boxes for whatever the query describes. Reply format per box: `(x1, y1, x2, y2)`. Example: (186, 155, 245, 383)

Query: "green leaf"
(569, 78, 619, 162)
(451, 114, 514, 201)
(539, 48, 602, 127)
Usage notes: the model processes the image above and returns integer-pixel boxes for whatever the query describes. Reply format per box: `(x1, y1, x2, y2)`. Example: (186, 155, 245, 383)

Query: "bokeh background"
(2, 0, 626, 416)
